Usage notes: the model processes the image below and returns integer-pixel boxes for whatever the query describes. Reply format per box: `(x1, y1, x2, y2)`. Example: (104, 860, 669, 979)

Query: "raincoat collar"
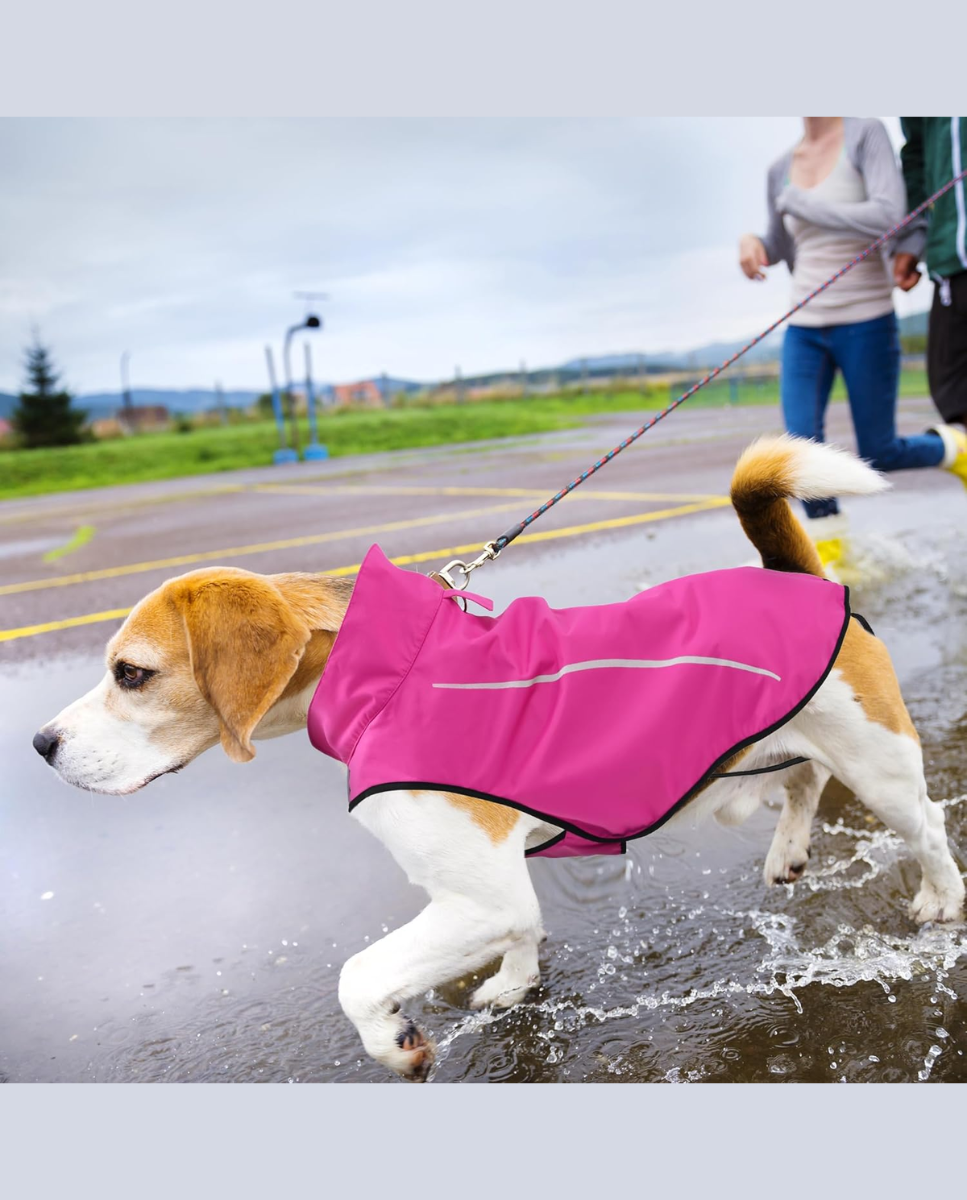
(308, 545, 449, 765)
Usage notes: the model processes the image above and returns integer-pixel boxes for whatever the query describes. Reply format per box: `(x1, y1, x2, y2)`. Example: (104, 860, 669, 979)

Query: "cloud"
(0, 117, 930, 392)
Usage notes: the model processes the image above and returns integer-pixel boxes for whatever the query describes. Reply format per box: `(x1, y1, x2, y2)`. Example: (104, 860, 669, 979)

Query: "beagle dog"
(34, 436, 965, 1080)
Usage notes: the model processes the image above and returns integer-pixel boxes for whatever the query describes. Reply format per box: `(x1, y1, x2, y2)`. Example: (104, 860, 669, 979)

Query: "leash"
(434, 167, 967, 591)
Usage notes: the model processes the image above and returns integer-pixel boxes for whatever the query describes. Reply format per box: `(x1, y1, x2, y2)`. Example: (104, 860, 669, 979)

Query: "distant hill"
(0, 388, 264, 422)
(77, 389, 264, 420)
(561, 339, 778, 376)
(559, 313, 928, 377)
(0, 314, 929, 423)
(0, 379, 429, 422)
(379, 376, 423, 395)
(899, 310, 928, 336)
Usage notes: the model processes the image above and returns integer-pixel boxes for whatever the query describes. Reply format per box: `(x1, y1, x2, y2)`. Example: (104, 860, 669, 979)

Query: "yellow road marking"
(0, 498, 729, 642)
(0, 488, 726, 597)
(253, 483, 724, 504)
(43, 524, 96, 563)
(0, 501, 528, 597)
(0, 484, 249, 526)
(2, 607, 137, 641)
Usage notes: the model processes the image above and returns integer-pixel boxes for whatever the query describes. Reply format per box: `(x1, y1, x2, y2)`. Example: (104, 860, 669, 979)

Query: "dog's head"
(33, 567, 348, 794)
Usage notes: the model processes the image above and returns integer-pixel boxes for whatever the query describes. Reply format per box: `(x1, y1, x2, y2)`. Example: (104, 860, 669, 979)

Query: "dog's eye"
(114, 662, 155, 690)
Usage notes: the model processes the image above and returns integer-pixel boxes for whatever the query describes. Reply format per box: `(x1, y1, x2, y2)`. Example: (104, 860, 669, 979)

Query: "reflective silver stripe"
(432, 656, 781, 689)
(953, 118, 967, 273)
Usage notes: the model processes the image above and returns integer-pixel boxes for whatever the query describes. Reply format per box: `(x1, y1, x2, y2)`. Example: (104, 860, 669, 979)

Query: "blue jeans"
(781, 312, 943, 518)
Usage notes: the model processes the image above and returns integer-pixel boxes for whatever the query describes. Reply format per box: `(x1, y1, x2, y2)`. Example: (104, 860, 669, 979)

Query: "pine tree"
(13, 341, 87, 448)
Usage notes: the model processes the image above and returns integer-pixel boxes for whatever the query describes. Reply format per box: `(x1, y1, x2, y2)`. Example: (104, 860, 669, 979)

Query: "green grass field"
(0, 370, 930, 501)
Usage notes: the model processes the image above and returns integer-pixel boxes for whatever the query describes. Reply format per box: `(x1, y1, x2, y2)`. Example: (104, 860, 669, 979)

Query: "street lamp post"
(264, 345, 298, 464)
(283, 312, 327, 461)
(303, 342, 328, 460)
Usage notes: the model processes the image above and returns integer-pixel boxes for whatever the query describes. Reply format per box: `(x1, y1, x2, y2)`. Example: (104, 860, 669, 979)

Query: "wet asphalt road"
(3, 397, 967, 1083)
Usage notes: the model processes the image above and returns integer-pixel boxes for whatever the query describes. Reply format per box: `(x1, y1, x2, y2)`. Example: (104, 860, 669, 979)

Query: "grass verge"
(0, 371, 930, 501)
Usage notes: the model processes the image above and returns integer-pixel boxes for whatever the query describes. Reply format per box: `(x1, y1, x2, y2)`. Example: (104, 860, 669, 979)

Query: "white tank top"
(785, 151, 894, 327)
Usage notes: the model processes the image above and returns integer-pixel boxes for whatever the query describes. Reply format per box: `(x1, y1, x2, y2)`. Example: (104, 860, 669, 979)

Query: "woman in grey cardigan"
(739, 117, 965, 575)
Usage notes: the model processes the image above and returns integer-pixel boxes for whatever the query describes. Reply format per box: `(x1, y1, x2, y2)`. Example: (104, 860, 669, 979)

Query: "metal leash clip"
(428, 541, 501, 602)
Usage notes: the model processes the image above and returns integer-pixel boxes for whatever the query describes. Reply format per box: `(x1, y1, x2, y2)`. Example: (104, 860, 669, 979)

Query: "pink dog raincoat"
(307, 545, 850, 858)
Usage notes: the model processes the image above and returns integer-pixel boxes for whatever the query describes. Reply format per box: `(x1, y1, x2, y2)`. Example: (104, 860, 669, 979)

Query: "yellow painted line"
(253, 483, 724, 504)
(1, 607, 137, 642)
(0, 497, 729, 643)
(0, 502, 528, 597)
(0, 484, 250, 526)
(43, 524, 96, 563)
(487, 497, 731, 545)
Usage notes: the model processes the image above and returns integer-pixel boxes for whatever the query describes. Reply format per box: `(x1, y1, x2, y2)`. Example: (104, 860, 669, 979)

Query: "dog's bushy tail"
(731, 434, 888, 576)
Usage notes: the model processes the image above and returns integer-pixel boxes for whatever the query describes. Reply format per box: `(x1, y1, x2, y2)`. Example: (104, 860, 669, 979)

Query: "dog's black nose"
(33, 729, 60, 762)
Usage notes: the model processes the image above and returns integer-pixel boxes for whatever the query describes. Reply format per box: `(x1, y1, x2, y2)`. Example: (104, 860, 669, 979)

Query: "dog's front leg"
(339, 895, 527, 1080)
(341, 789, 545, 1080)
(468, 936, 542, 1010)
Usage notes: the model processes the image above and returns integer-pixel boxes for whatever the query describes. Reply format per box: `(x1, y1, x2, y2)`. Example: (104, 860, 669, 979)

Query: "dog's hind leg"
(764, 760, 831, 886)
(340, 790, 544, 1079)
(850, 769, 963, 923)
(793, 675, 964, 924)
(905, 786, 965, 924)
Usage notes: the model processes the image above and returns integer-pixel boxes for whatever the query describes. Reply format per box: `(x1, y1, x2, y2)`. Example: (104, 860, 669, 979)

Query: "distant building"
(90, 417, 124, 439)
(467, 382, 520, 401)
(333, 380, 384, 408)
(117, 405, 170, 434)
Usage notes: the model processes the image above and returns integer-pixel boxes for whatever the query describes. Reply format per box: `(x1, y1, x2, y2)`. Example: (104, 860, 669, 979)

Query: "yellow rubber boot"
(931, 423, 967, 488)
(805, 513, 851, 583)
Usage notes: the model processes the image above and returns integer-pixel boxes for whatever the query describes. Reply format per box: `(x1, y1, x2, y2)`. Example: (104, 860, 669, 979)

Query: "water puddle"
(423, 795, 966, 1082)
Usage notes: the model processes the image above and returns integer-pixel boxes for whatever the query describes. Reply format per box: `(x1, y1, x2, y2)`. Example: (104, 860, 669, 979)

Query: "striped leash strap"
(435, 166, 967, 590)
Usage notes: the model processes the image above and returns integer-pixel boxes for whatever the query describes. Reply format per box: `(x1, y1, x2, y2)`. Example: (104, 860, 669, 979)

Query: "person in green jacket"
(894, 118, 967, 470)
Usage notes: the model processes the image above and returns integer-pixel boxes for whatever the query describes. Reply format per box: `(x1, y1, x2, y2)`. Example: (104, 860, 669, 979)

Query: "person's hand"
(739, 234, 769, 281)
(893, 252, 922, 292)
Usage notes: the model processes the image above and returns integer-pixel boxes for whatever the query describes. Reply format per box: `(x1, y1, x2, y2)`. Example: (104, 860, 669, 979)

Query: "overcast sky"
(0, 117, 930, 394)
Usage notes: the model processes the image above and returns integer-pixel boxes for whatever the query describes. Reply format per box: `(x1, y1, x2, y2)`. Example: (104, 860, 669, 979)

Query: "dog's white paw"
(909, 883, 965, 925)
(764, 836, 810, 887)
(385, 1017, 436, 1081)
(469, 971, 539, 1010)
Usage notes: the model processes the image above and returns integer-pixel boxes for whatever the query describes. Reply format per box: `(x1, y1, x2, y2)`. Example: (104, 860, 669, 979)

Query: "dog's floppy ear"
(172, 571, 312, 763)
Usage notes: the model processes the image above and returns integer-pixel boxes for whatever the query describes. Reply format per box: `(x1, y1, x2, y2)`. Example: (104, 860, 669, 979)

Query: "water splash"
(918, 1044, 943, 1082)
(431, 794, 967, 1078)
